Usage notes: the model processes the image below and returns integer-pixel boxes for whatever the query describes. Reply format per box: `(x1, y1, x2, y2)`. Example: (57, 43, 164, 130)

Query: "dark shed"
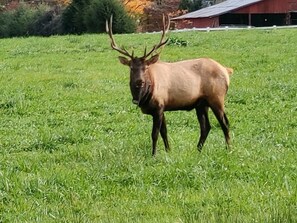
(172, 0, 297, 28)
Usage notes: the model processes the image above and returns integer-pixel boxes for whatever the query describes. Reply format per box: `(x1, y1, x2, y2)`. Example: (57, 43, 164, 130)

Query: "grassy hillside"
(0, 28, 296, 222)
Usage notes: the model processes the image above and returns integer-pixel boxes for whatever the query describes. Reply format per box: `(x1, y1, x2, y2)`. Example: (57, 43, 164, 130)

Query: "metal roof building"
(172, 0, 297, 29)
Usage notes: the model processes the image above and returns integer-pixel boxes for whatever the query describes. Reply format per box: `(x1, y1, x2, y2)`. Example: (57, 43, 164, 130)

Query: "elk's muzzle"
(132, 99, 139, 105)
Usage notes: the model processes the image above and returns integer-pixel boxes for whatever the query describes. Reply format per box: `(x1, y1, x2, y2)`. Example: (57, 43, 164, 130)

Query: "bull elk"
(106, 15, 233, 156)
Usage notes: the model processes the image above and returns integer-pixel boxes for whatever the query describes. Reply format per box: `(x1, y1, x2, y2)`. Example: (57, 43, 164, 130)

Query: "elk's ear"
(118, 56, 130, 66)
(146, 54, 159, 66)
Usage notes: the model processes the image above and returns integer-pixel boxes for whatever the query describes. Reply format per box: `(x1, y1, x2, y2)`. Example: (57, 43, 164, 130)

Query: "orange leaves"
(121, 0, 153, 15)
(54, 0, 72, 6)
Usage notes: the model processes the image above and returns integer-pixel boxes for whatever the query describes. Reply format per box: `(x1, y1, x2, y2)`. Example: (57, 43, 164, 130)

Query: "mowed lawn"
(0, 28, 296, 222)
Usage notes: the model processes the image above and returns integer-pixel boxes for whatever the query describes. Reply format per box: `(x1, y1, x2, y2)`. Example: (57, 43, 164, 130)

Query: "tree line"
(0, 0, 225, 38)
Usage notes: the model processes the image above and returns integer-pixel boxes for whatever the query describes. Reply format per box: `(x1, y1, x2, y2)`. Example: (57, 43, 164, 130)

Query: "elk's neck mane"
(138, 73, 153, 107)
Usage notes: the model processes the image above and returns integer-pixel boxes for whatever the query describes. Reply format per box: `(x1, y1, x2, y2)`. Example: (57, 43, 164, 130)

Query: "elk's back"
(149, 58, 230, 111)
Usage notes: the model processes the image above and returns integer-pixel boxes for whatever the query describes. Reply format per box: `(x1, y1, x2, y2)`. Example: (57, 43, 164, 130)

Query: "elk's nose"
(135, 80, 144, 89)
(132, 99, 139, 105)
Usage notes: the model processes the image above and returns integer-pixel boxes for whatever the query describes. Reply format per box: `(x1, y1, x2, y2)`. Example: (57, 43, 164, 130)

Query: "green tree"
(84, 0, 135, 33)
(62, 0, 90, 34)
(62, 0, 135, 34)
(0, 3, 47, 38)
(179, 0, 202, 12)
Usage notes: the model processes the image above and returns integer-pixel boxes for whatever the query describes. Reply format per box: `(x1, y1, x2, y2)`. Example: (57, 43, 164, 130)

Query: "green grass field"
(0, 28, 297, 222)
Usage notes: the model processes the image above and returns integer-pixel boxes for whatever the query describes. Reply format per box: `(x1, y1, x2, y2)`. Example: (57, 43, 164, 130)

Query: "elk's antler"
(143, 14, 170, 59)
(106, 15, 134, 58)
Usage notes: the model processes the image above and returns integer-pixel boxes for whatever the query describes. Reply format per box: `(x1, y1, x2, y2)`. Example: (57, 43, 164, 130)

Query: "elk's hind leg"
(211, 106, 230, 149)
(196, 103, 211, 152)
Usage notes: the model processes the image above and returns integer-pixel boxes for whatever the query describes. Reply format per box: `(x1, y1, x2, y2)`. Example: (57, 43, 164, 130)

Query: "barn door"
(288, 1, 297, 25)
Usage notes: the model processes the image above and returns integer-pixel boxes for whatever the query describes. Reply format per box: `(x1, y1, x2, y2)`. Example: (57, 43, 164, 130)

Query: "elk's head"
(106, 15, 170, 105)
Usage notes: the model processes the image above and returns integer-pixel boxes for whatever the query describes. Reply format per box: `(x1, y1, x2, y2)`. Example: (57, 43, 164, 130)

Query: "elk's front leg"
(160, 114, 170, 152)
(151, 110, 163, 156)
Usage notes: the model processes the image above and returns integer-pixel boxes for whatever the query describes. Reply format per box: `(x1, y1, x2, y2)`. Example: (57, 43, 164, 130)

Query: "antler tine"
(143, 14, 170, 59)
(144, 45, 147, 57)
(106, 15, 133, 58)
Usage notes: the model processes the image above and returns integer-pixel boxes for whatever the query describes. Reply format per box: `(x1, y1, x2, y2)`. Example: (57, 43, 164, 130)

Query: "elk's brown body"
(106, 15, 233, 156)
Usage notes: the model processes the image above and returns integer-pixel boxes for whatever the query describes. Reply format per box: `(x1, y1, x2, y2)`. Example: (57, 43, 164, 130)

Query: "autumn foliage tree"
(54, 0, 71, 6)
(142, 0, 182, 32)
(118, 0, 187, 32)
(121, 0, 153, 15)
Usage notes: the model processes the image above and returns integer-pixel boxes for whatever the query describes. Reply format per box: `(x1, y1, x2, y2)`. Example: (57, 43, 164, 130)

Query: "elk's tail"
(226, 67, 234, 76)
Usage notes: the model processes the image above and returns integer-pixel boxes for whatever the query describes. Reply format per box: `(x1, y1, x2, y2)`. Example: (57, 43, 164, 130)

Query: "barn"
(172, 0, 297, 29)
